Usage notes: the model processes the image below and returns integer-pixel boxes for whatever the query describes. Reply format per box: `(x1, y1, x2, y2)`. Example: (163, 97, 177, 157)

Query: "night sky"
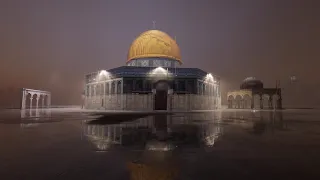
(0, 0, 319, 107)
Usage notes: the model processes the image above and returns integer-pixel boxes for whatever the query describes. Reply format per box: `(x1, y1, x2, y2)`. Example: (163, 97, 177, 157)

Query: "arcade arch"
(21, 88, 51, 109)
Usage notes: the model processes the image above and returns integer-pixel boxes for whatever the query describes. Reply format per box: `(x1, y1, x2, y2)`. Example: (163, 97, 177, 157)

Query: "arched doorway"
(32, 94, 38, 109)
(253, 94, 261, 109)
(38, 95, 45, 108)
(262, 94, 269, 109)
(235, 95, 242, 109)
(243, 94, 251, 109)
(26, 93, 32, 109)
(154, 81, 169, 110)
(227, 95, 234, 109)
(44, 95, 48, 108)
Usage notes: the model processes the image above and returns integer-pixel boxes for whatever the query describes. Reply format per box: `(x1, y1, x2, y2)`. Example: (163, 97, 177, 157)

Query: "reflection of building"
(225, 110, 286, 135)
(83, 117, 154, 151)
(227, 77, 282, 109)
(20, 109, 52, 128)
(84, 30, 221, 111)
(82, 112, 222, 151)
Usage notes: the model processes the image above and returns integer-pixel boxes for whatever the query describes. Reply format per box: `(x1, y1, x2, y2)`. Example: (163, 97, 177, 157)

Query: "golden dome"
(127, 30, 182, 63)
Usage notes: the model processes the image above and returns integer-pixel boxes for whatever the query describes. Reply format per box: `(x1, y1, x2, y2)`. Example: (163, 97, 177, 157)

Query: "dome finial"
(152, 20, 156, 29)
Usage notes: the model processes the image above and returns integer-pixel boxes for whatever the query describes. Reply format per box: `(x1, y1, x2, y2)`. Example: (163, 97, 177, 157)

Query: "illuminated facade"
(227, 77, 282, 109)
(84, 30, 221, 111)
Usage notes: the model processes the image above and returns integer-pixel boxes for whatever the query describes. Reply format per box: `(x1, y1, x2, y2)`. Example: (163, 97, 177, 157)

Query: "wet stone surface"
(1, 109, 320, 179)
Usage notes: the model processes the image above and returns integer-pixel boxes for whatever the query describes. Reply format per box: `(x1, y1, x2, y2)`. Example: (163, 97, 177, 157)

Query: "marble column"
(115, 81, 118, 94)
(30, 96, 33, 109)
(251, 98, 254, 109)
(120, 80, 124, 110)
(41, 96, 45, 108)
(103, 83, 106, 108)
(47, 95, 51, 108)
(93, 85, 96, 97)
(269, 96, 273, 109)
(21, 90, 26, 110)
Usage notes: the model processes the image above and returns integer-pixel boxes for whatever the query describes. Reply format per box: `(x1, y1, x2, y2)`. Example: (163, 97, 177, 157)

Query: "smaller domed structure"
(240, 77, 263, 89)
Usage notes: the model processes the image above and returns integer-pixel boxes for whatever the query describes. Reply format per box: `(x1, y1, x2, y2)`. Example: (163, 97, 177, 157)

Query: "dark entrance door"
(154, 90, 167, 110)
(154, 81, 169, 110)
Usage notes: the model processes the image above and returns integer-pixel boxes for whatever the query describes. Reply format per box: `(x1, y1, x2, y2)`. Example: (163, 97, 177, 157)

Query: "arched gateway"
(21, 88, 51, 110)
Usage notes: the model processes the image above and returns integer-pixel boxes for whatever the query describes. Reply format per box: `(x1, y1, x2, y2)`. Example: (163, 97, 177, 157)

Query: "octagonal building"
(84, 29, 221, 111)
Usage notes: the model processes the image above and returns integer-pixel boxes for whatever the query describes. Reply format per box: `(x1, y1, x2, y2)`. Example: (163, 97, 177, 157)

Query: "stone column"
(84, 85, 88, 97)
(251, 97, 254, 109)
(29, 95, 33, 109)
(103, 83, 106, 108)
(41, 95, 44, 108)
(114, 81, 118, 94)
(47, 94, 51, 108)
(21, 89, 26, 110)
(269, 96, 273, 109)
(260, 95, 263, 109)
(109, 81, 112, 94)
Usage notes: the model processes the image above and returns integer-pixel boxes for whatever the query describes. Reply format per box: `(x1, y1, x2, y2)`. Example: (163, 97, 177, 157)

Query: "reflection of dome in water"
(86, 135, 112, 151)
(146, 140, 175, 151)
(127, 30, 182, 63)
(240, 77, 264, 89)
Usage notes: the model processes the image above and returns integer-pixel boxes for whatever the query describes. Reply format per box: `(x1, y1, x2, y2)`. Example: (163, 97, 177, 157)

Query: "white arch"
(21, 88, 51, 110)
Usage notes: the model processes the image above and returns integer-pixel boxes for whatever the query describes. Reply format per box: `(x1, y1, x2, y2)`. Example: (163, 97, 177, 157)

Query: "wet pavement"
(1, 108, 320, 179)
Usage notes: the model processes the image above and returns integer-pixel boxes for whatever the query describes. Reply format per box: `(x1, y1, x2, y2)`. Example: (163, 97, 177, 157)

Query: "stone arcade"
(21, 88, 51, 109)
(84, 30, 221, 111)
(227, 77, 282, 109)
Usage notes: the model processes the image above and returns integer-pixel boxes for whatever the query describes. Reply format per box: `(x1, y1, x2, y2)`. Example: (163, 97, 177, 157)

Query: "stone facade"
(85, 93, 220, 111)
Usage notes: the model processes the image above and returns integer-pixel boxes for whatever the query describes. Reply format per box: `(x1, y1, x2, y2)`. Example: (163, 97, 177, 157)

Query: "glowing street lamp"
(204, 73, 214, 83)
(97, 70, 112, 81)
(148, 67, 172, 80)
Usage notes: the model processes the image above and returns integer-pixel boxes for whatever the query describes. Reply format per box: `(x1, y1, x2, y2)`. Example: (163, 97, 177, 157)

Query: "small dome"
(240, 77, 263, 89)
(127, 30, 181, 64)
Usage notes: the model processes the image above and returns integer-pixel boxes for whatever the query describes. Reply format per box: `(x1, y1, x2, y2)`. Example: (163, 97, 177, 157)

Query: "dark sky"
(0, 0, 319, 107)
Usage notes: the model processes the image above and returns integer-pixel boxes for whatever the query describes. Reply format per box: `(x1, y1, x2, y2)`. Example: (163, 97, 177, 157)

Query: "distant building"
(227, 77, 282, 109)
(84, 29, 221, 111)
(0, 88, 51, 109)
